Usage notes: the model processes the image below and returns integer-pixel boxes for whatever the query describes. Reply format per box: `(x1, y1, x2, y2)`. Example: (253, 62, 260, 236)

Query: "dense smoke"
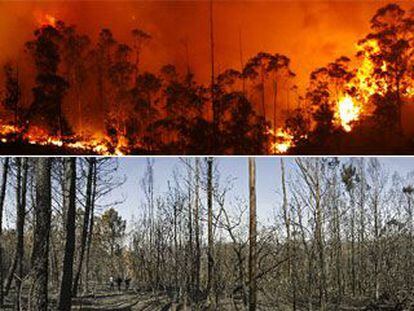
(0, 1, 405, 88)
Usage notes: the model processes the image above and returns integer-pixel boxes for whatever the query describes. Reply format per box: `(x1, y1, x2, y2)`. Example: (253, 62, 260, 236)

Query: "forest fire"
(1, 2, 414, 155)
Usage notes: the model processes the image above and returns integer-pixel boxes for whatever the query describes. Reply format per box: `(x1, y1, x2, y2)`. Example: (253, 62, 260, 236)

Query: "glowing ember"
(336, 95, 360, 132)
(268, 127, 294, 154)
(36, 13, 58, 28)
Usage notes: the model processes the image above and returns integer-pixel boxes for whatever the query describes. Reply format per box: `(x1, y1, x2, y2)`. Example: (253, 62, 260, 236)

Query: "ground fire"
(1, 3, 414, 155)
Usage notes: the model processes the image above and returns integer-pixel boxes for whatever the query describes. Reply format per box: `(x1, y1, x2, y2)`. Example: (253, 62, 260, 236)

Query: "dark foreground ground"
(2, 290, 170, 311)
(1, 288, 410, 311)
(3, 130, 414, 155)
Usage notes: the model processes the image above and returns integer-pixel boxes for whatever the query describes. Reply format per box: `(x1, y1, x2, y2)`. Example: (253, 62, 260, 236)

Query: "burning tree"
(307, 57, 355, 137)
(278, 3, 414, 154)
(357, 3, 414, 131)
(26, 24, 70, 136)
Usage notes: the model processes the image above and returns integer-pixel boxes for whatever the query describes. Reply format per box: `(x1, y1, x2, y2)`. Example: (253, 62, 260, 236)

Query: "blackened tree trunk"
(16, 158, 28, 310)
(186, 163, 193, 302)
(4, 158, 28, 311)
(206, 157, 214, 307)
(85, 159, 97, 292)
(72, 158, 95, 297)
(193, 158, 201, 299)
(0, 158, 10, 307)
(58, 158, 77, 310)
(248, 157, 257, 311)
(29, 158, 52, 311)
(4, 159, 21, 296)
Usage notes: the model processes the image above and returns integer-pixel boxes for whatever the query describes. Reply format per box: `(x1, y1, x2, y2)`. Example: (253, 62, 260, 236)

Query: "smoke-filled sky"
(0, 0, 409, 89)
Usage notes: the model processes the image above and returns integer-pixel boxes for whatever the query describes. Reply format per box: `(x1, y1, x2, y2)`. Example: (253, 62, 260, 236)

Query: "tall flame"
(355, 39, 387, 103)
(336, 95, 360, 132)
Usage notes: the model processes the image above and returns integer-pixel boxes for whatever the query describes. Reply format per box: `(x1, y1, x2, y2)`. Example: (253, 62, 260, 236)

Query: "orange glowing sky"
(0, 0, 407, 90)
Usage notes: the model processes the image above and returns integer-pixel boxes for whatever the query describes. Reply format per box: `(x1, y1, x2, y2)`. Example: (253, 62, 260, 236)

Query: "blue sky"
(2, 157, 413, 230)
(110, 157, 414, 224)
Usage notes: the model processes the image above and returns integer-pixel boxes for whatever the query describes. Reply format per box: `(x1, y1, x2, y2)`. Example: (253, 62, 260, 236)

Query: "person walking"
(116, 276, 122, 291)
(109, 276, 114, 291)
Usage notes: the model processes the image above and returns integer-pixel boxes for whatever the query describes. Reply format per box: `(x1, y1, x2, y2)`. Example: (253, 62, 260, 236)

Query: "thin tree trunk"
(85, 160, 97, 293)
(357, 159, 366, 295)
(350, 199, 356, 297)
(315, 162, 327, 311)
(15, 158, 27, 311)
(261, 68, 266, 120)
(193, 158, 201, 300)
(0, 158, 10, 307)
(29, 158, 52, 311)
(72, 158, 95, 297)
(273, 79, 278, 140)
(281, 158, 294, 309)
(4, 158, 27, 304)
(58, 158, 77, 310)
(206, 157, 214, 308)
(248, 157, 257, 311)
(210, 0, 217, 150)
(187, 164, 193, 300)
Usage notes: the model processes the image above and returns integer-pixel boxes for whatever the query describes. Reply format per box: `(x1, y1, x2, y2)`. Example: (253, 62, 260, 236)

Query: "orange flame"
(268, 127, 294, 154)
(36, 13, 58, 28)
(0, 124, 125, 155)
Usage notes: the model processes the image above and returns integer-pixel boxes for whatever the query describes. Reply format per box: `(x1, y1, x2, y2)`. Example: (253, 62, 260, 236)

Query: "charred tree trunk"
(4, 158, 21, 298)
(281, 158, 295, 309)
(248, 157, 257, 311)
(15, 158, 27, 310)
(72, 158, 95, 297)
(29, 158, 52, 311)
(58, 158, 77, 310)
(85, 161, 97, 292)
(4, 158, 28, 308)
(206, 157, 214, 308)
(315, 163, 327, 311)
(0, 158, 10, 308)
(186, 164, 193, 301)
(194, 158, 201, 300)
(357, 159, 366, 296)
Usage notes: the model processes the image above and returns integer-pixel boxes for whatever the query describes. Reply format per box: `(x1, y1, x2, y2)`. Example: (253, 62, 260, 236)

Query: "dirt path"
(71, 290, 171, 311)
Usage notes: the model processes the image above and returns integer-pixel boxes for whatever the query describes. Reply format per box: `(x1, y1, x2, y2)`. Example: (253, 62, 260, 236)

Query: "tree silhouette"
(306, 57, 354, 144)
(26, 25, 70, 136)
(2, 63, 21, 126)
(59, 23, 91, 133)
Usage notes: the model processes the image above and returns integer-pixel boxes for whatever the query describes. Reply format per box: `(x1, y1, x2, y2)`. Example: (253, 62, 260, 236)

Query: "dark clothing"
(116, 277, 122, 291)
